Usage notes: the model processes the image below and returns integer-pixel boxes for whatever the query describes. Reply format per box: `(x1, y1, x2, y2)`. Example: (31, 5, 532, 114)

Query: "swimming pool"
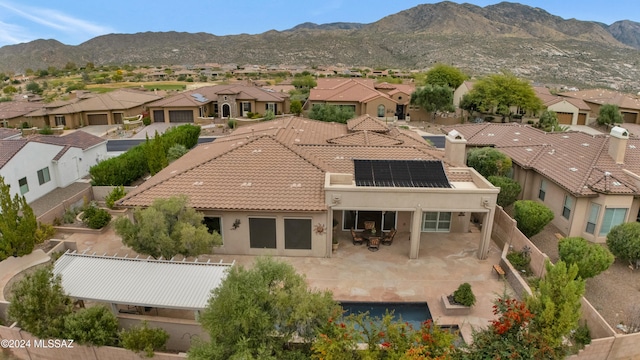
(340, 301, 432, 329)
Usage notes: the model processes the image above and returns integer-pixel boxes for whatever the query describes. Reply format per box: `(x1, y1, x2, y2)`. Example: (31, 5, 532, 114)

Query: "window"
(266, 103, 276, 114)
(538, 180, 547, 201)
(562, 195, 573, 219)
(284, 219, 312, 250)
(213, 103, 219, 114)
(18, 177, 29, 195)
(54, 115, 66, 126)
(585, 203, 600, 234)
(242, 102, 251, 113)
(422, 212, 452, 232)
(202, 216, 222, 237)
(599, 208, 627, 236)
(342, 211, 396, 231)
(377, 104, 385, 117)
(249, 218, 276, 248)
(37, 167, 50, 185)
(199, 106, 206, 117)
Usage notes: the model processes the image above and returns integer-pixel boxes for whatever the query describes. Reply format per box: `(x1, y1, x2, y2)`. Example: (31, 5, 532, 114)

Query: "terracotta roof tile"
(327, 131, 403, 146)
(0, 100, 45, 120)
(559, 89, 640, 110)
(347, 115, 390, 132)
(0, 128, 20, 139)
(0, 139, 28, 168)
(30, 130, 106, 150)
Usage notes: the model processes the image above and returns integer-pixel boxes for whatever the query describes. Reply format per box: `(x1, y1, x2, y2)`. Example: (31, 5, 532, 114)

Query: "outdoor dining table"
(361, 229, 381, 251)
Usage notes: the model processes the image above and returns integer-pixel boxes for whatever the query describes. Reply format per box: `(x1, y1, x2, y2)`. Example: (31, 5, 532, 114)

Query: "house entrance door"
(222, 104, 231, 118)
(395, 105, 405, 120)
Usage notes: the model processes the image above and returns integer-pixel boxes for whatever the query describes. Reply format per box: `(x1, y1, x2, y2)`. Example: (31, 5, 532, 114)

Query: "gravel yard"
(529, 223, 640, 333)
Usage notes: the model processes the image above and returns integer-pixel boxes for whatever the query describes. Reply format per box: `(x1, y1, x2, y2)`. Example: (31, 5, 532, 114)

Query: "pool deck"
(61, 226, 511, 343)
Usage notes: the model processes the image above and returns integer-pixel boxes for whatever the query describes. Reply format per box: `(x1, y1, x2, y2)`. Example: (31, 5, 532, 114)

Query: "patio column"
(409, 209, 422, 259)
(326, 207, 334, 258)
(477, 207, 496, 259)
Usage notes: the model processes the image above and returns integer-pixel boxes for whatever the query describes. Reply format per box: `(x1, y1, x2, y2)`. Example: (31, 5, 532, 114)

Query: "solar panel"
(190, 93, 209, 103)
(353, 159, 450, 188)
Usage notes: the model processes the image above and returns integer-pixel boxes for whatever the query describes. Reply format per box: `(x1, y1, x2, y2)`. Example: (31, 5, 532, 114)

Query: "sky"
(1, 1, 639, 48)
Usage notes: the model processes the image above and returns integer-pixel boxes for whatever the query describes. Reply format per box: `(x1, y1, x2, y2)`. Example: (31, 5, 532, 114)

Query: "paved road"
(106, 136, 218, 152)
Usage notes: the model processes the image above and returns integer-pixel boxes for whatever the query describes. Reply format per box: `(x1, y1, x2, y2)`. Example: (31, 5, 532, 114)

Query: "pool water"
(340, 301, 432, 329)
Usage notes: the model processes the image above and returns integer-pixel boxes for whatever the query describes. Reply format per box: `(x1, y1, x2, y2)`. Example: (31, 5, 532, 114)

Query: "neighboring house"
(26, 89, 162, 128)
(444, 122, 640, 242)
(146, 84, 290, 123)
(120, 115, 499, 259)
(0, 130, 107, 203)
(533, 86, 591, 125)
(0, 99, 46, 128)
(306, 78, 424, 121)
(453, 81, 474, 108)
(559, 88, 640, 124)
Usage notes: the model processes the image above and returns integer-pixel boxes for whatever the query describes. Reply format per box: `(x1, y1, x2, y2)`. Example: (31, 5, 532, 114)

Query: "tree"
(466, 71, 542, 120)
(120, 321, 169, 357)
(8, 266, 72, 338)
(292, 74, 317, 89)
(466, 147, 512, 178)
(290, 99, 303, 116)
(424, 63, 467, 89)
(146, 131, 168, 175)
(597, 104, 623, 126)
(308, 104, 355, 123)
(189, 257, 340, 360)
(0, 176, 39, 261)
(536, 110, 567, 132)
(410, 84, 455, 121)
(114, 195, 221, 259)
(2, 85, 17, 95)
(526, 260, 585, 350)
(513, 200, 554, 238)
(558, 237, 614, 279)
(64, 305, 119, 346)
(25, 82, 43, 95)
(606, 222, 640, 267)
(488, 176, 522, 207)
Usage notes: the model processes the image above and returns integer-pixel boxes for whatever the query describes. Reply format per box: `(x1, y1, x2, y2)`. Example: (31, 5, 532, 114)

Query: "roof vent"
(569, 168, 578, 172)
(562, 135, 569, 139)
(515, 132, 521, 135)
(513, 139, 519, 142)
(630, 145, 636, 149)
(613, 181, 622, 186)
(193, 181, 203, 186)
(252, 149, 262, 153)
(581, 143, 589, 147)
(487, 133, 495, 137)
(604, 171, 612, 176)
(241, 182, 252, 187)
(290, 183, 302, 188)
(447, 129, 464, 140)
(525, 148, 533, 152)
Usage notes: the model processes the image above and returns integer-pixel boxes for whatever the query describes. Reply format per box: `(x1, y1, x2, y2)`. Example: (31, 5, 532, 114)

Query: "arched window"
(377, 104, 385, 118)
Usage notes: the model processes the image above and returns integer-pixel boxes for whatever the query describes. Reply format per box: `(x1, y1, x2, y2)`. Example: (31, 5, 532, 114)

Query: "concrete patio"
(59, 225, 512, 342)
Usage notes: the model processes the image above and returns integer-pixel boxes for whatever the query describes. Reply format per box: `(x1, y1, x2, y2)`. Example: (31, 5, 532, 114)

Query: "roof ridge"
(577, 139, 609, 193)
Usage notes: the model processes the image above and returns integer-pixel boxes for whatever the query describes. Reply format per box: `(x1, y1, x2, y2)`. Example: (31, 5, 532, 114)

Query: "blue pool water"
(340, 301, 432, 329)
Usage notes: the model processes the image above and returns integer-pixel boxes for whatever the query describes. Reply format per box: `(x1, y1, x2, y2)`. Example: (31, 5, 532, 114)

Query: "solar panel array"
(353, 159, 451, 188)
(191, 93, 209, 103)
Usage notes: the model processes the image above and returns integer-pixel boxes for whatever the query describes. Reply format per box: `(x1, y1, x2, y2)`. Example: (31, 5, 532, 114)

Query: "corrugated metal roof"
(53, 252, 233, 310)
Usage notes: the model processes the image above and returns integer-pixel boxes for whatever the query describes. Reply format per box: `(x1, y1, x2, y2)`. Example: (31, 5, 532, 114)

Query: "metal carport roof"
(53, 251, 234, 310)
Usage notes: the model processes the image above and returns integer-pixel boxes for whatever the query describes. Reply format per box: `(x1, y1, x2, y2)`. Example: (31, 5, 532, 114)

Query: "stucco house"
(146, 84, 290, 123)
(559, 88, 640, 124)
(119, 115, 499, 259)
(0, 98, 46, 128)
(306, 78, 426, 121)
(25, 89, 162, 128)
(0, 130, 107, 203)
(444, 122, 640, 242)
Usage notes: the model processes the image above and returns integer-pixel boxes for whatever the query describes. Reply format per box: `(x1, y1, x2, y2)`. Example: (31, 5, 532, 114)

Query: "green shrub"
(161, 124, 200, 151)
(34, 223, 56, 243)
(488, 176, 521, 207)
(105, 185, 126, 209)
(572, 323, 591, 349)
(38, 126, 53, 135)
(606, 222, 640, 267)
(453, 282, 476, 307)
(62, 207, 79, 224)
(64, 306, 119, 346)
(167, 144, 188, 162)
(228, 119, 237, 129)
(507, 251, 531, 272)
(119, 321, 169, 357)
(514, 200, 554, 238)
(559, 237, 614, 279)
(81, 205, 112, 229)
(263, 110, 275, 120)
(142, 116, 151, 126)
(467, 147, 512, 178)
(21, 121, 31, 129)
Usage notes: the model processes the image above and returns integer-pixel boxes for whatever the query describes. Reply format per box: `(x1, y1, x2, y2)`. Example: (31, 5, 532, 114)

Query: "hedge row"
(90, 124, 200, 186)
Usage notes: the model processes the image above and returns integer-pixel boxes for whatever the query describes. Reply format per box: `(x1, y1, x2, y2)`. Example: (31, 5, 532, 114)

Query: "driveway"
(78, 125, 119, 137)
(131, 123, 175, 139)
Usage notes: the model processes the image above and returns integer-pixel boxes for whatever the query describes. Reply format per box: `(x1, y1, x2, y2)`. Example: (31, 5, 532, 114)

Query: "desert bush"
(119, 321, 169, 358)
(34, 223, 56, 243)
(606, 222, 640, 267)
(105, 185, 126, 209)
(38, 126, 53, 135)
(142, 116, 151, 126)
(488, 176, 521, 207)
(467, 147, 512, 178)
(81, 204, 112, 229)
(507, 250, 531, 272)
(167, 144, 188, 162)
(559, 236, 614, 279)
(64, 306, 119, 346)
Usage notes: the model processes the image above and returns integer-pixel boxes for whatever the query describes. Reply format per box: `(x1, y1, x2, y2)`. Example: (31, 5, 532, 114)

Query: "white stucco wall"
(0, 142, 64, 203)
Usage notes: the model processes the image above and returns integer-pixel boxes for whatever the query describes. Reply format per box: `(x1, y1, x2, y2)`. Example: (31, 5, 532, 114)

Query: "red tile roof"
(559, 89, 640, 110)
(445, 123, 640, 196)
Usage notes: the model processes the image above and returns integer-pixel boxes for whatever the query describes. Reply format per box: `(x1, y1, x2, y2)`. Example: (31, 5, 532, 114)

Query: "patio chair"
(381, 228, 397, 246)
(351, 227, 364, 245)
(364, 221, 375, 230)
(367, 236, 381, 252)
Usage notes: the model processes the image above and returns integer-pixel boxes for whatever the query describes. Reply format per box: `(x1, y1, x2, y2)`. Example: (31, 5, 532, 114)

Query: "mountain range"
(1, 1, 639, 90)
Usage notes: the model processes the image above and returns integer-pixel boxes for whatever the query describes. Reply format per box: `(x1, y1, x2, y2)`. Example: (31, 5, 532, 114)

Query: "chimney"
(609, 126, 629, 164)
(444, 130, 467, 166)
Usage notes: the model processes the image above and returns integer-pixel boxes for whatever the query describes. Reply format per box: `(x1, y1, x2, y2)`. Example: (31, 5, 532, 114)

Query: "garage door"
(87, 114, 108, 125)
(153, 110, 165, 123)
(577, 113, 587, 125)
(556, 112, 572, 125)
(169, 110, 193, 123)
(622, 112, 637, 123)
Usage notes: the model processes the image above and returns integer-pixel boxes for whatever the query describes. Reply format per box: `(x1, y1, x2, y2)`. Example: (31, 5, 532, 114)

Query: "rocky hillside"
(0, 1, 639, 90)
